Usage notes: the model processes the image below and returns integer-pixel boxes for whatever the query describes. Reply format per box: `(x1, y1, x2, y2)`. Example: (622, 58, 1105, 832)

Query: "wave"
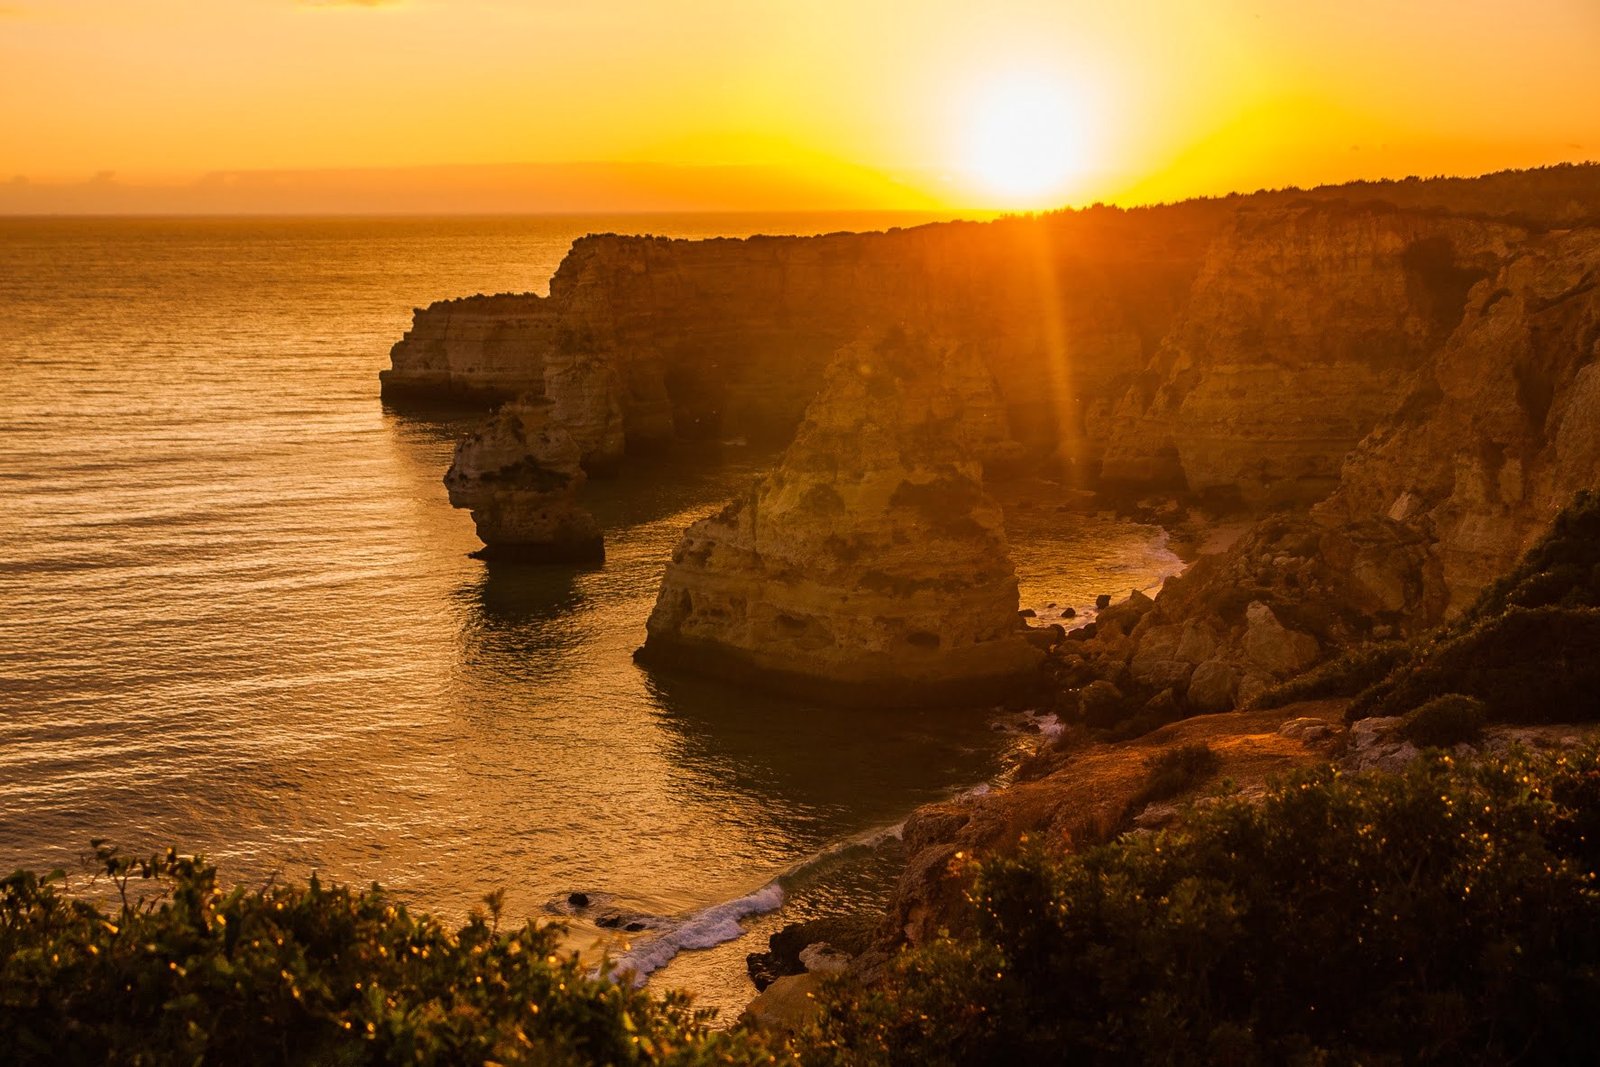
(603, 817, 912, 984)
(603, 773, 1021, 984)
(605, 881, 787, 984)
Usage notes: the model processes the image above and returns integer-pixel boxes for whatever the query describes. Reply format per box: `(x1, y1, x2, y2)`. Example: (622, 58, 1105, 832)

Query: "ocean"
(0, 213, 1180, 1016)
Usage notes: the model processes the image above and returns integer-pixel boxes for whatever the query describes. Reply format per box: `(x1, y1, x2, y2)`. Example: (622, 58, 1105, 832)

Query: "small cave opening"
(1402, 236, 1489, 339)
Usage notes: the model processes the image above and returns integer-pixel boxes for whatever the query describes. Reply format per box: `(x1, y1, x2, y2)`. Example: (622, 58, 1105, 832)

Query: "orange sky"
(2, 0, 1597, 212)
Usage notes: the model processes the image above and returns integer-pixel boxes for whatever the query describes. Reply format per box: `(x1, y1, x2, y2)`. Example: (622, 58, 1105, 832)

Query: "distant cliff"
(385, 164, 1600, 502)
(386, 209, 1222, 481)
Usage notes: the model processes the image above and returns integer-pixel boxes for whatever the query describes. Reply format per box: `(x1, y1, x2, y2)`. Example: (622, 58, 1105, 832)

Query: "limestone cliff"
(443, 397, 603, 563)
(387, 209, 1230, 473)
(387, 167, 1600, 496)
(635, 331, 1043, 705)
(1052, 224, 1600, 721)
(1318, 226, 1600, 612)
(382, 294, 555, 403)
(1098, 204, 1522, 505)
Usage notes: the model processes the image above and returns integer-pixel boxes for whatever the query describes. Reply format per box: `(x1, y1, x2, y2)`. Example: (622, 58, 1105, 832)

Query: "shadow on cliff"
(638, 668, 1014, 824)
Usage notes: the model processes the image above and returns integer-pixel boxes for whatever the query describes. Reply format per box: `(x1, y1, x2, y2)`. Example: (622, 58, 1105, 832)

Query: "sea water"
(0, 215, 1180, 1015)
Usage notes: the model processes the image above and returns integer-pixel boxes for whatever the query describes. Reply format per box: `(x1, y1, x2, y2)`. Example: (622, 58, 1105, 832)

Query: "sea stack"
(444, 396, 604, 563)
(635, 329, 1043, 705)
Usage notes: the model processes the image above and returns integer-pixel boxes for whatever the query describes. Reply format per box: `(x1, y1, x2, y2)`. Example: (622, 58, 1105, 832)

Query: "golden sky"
(2, 0, 1598, 212)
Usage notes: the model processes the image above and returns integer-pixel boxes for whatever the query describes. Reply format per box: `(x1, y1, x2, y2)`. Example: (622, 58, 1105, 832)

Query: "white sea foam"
(607, 881, 787, 984)
(604, 817, 914, 984)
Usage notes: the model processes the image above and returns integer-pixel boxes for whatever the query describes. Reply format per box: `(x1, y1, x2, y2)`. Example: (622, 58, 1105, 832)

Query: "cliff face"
(1099, 206, 1524, 505)
(1049, 225, 1600, 722)
(390, 209, 1228, 470)
(388, 167, 1600, 490)
(443, 397, 603, 563)
(1317, 227, 1600, 612)
(635, 332, 1043, 705)
(382, 294, 555, 403)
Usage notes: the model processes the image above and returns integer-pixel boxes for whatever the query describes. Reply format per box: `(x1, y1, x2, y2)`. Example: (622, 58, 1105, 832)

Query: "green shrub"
(1399, 694, 1488, 748)
(1253, 639, 1412, 708)
(1463, 489, 1600, 621)
(806, 747, 1600, 1066)
(1349, 606, 1600, 723)
(1128, 743, 1220, 810)
(1345, 493, 1600, 726)
(0, 845, 784, 1066)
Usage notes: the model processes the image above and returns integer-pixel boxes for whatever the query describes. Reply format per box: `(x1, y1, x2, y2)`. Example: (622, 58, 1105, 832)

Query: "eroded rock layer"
(636, 332, 1043, 705)
(443, 397, 603, 563)
(1098, 205, 1522, 505)
(386, 167, 1600, 490)
(382, 294, 555, 403)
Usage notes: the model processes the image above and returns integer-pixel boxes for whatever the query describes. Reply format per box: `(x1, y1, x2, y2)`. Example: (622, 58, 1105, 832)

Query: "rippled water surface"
(0, 215, 1180, 1014)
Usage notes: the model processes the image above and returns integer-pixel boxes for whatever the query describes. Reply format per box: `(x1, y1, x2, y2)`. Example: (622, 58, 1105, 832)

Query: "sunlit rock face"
(1099, 204, 1524, 506)
(386, 211, 1227, 473)
(1316, 227, 1600, 613)
(443, 396, 603, 563)
(636, 331, 1043, 705)
(1054, 227, 1600, 718)
(381, 293, 555, 403)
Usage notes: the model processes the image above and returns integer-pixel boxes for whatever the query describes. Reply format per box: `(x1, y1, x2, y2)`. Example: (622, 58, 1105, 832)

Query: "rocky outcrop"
(635, 331, 1044, 705)
(387, 207, 1234, 473)
(443, 396, 603, 562)
(1317, 227, 1600, 612)
(1099, 205, 1522, 505)
(1048, 224, 1600, 728)
(382, 294, 555, 403)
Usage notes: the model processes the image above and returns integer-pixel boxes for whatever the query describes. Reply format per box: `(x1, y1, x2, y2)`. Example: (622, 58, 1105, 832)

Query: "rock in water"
(636, 330, 1043, 705)
(444, 397, 604, 563)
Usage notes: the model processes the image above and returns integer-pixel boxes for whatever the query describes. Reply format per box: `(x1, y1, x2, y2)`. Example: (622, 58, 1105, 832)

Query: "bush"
(806, 747, 1600, 1066)
(1399, 694, 1488, 747)
(1349, 606, 1600, 723)
(0, 845, 784, 1066)
(1463, 489, 1600, 620)
(1128, 743, 1220, 810)
(1346, 493, 1600, 726)
(1254, 639, 1412, 708)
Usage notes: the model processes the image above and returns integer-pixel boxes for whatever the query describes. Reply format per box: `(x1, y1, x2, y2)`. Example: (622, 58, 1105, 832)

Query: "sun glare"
(963, 72, 1086, 208)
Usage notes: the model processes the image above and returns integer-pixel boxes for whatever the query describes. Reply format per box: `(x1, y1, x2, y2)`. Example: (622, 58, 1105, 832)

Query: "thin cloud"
(298, 1, 403, 8)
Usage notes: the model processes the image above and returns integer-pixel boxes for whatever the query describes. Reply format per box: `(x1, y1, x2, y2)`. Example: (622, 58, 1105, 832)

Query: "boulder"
(1187, 659, 1239, 713)
(1242, 601, 1320, 676)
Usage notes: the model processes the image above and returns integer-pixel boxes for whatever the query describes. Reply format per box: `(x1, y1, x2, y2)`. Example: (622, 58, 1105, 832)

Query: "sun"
(962, 72, 1087, 207)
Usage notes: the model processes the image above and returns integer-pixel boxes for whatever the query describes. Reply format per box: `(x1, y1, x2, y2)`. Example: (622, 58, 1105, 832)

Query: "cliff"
(442, 396, 603, 563)
(1098, 205, 1523, 505)
(382, 293, 555, 403)
(635, 331, 1043, 705)
(1316, 226, 1600, 612)
(1044, 223, 1600, 726)
(391, 207, 1231, 471)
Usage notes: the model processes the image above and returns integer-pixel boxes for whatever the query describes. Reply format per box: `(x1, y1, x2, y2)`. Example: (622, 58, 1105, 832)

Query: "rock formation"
(387, 167, 1600, 500)
(1316, 226, 1600, 611)
(635, 331, 1044, 705)
(1098, 204, 1521, 505)
(382, 293, 554, 403)
(1050, 225, 1600, 723)
(443, 396, 603, 563)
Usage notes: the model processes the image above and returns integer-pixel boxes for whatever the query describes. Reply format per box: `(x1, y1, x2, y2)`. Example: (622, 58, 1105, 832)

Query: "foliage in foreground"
(807, 746, 1600, 1066)
(0, 846, 784, 1066)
